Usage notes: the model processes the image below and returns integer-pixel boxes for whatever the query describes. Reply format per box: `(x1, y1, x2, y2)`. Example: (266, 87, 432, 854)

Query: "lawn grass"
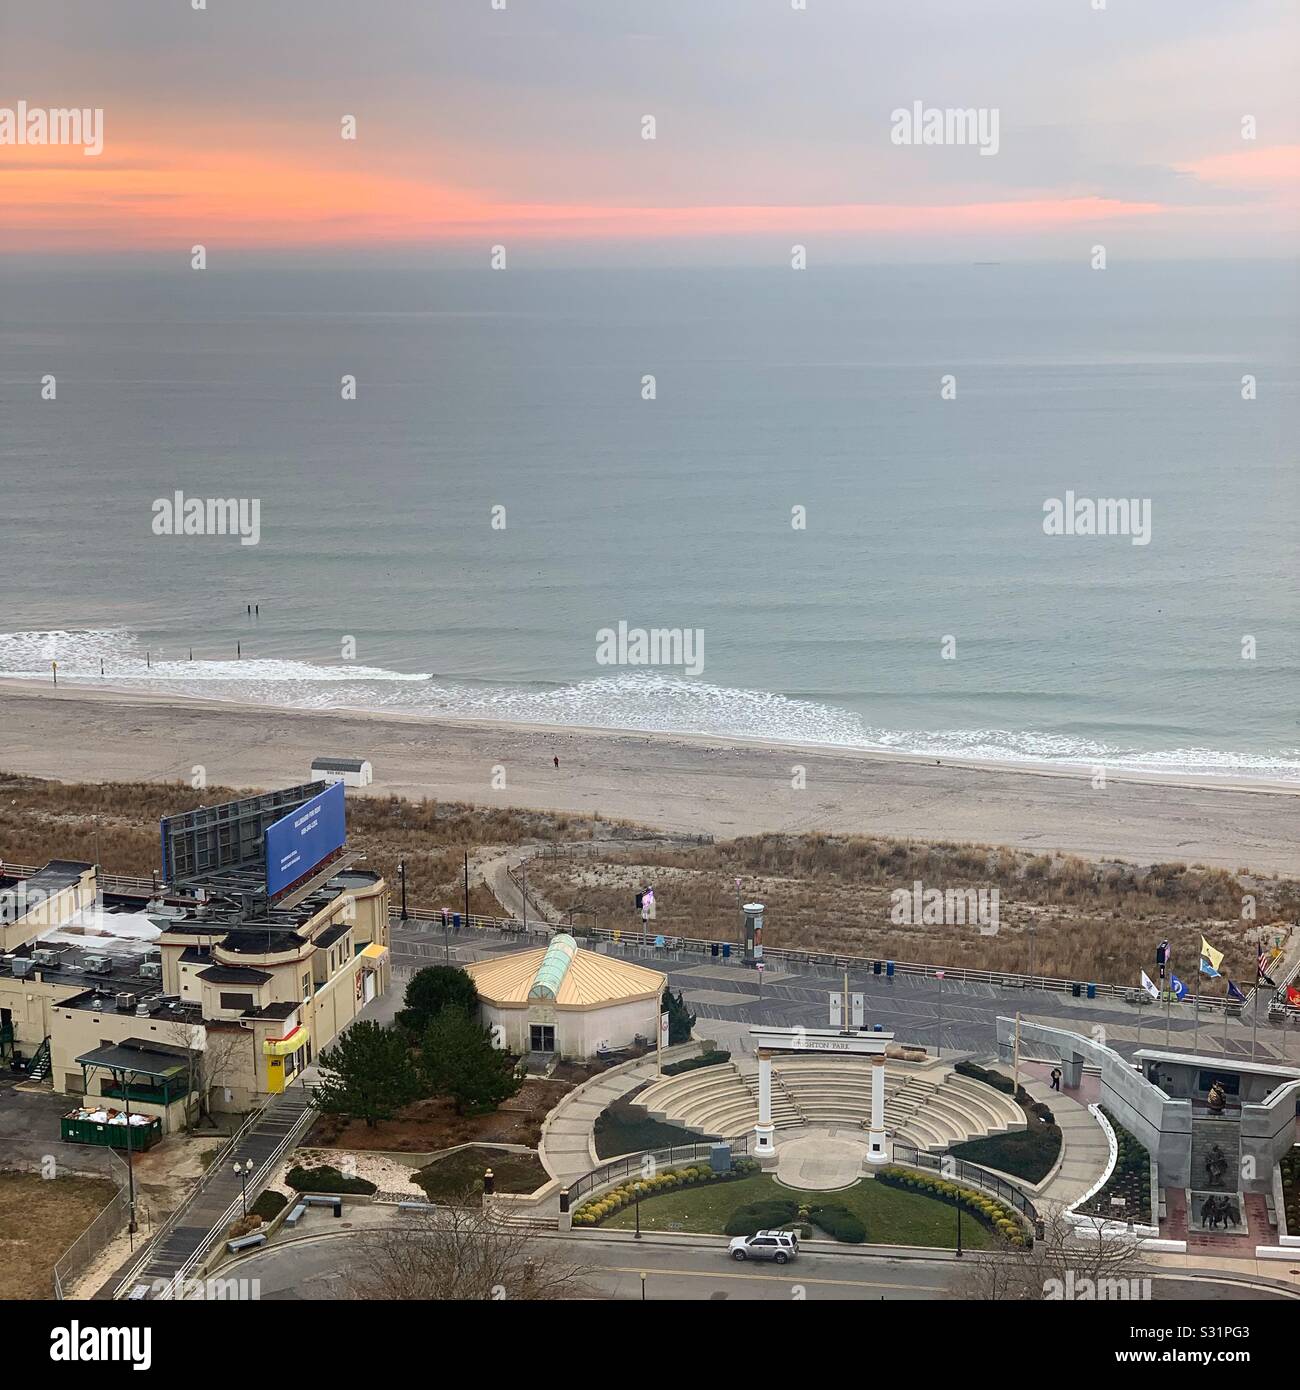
(600, 1171, 995, 1249)
(412, 1145, 546, 1201)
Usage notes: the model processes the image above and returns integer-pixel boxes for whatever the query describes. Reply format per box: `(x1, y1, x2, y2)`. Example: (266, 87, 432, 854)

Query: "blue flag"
(1170, 973, 1187, 1001)
(1227, 980, 1247, 1004)
(1200, 957, 1220, 979)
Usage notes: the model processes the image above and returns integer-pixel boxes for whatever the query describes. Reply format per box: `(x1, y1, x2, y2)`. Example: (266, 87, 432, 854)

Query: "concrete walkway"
(1020, 1067, 1111, 1212)
(539, 1047, 702, 1185)
(776, 1129, 870, 1190)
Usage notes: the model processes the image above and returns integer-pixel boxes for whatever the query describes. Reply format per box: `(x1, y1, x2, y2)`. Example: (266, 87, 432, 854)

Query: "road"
(218, 1227, 1295, 1302)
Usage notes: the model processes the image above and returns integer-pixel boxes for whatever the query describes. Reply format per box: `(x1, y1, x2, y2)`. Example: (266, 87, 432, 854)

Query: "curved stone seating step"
(943, 1075, 1025, 1131)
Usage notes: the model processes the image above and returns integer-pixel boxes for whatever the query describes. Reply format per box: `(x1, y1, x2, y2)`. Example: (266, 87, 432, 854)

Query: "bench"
(398, 1200, 433, 1211)
(284, 1203, 308, 1227)
(302, 1195, 343, 1215)
(227, 1232, 267, 1254)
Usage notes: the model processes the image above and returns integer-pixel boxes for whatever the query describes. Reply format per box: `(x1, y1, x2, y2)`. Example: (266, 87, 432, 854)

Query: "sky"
(1, 0, 1297, 263)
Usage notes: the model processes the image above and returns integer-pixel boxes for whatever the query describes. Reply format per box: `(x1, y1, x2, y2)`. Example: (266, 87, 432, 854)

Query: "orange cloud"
(0, 139, 1168, 252)
(1177, 144, 1300, 191)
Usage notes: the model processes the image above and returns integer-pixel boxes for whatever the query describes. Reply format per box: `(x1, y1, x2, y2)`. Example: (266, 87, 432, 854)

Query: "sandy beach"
(2, 679, 1297, 874)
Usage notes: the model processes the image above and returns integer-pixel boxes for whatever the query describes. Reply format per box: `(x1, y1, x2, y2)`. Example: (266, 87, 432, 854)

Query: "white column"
(866, 1055, 888, 1164)
(754, 1051, 776, 1162)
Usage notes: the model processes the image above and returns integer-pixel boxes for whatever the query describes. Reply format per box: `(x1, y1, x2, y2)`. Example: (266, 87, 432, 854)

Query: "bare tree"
(953, 1210, 1147, 1301)
(346, 1195, 593, 1301)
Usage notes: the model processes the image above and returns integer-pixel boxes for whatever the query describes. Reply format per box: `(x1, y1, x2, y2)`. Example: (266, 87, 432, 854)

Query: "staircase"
(734, 1059, 805, 1127)
(1189, 1114, 1241, 1195)
(26, 1036, 52, 1085)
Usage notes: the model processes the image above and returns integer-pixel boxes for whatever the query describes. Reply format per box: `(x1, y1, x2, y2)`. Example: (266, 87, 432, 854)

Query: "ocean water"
(1, 261, 1297, 780)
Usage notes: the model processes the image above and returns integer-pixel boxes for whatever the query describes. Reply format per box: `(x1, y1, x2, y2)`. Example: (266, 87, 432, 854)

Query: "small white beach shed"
(310, 756, 373, 787)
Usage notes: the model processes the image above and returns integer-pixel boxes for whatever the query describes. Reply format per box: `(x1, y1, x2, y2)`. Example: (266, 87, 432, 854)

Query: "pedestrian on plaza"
(1050, 1067, 1062, 1092)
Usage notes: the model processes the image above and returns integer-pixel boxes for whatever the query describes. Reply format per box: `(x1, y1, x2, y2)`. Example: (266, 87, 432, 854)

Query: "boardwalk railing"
(7, 859, 1291, 1018)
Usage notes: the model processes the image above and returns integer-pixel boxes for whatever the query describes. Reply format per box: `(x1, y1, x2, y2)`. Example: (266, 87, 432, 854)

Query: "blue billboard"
(264, 780, 346, 898)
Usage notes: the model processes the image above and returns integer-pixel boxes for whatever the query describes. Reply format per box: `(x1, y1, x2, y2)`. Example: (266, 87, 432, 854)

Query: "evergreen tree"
(421, 1009, 521, 1115)
(662, 988, 696, 1045)
(315, 1021, 422, 1127)
(396, 965, 480, 1036)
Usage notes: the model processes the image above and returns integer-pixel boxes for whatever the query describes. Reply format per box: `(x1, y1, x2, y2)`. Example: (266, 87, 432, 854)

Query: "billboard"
(264, 780, 346, 898)
(160, 781, 329, 886)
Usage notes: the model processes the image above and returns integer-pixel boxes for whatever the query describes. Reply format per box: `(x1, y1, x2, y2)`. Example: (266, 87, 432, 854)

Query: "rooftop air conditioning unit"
(11, 957, 36, 979)
(138, 962, 162, 980)
(32, 949, 58, 966)
(83, 956, 114, 975)
(116, 993, 137, 1012)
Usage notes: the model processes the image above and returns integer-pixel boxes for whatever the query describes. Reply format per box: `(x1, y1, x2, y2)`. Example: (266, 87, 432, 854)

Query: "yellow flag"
(1200, 936, 1224, 972)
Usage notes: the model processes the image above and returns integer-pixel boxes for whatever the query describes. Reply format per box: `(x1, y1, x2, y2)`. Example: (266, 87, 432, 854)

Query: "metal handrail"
(568, 1135, 751, 1204)
(889, 1141, 1039, 1224)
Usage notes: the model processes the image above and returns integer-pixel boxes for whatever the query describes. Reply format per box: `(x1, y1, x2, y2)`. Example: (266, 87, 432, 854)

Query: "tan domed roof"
(465, 943, 665, 1009)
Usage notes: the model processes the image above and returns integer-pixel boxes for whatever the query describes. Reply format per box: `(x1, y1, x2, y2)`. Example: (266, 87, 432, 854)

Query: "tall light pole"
(398, 860, 408, 922)
(233, 1159, 252, 1217)
(935, 970, 945, 1059)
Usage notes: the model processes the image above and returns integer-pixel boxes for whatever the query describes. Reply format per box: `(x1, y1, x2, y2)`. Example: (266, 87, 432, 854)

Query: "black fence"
(889, 1141, 1039, 1226)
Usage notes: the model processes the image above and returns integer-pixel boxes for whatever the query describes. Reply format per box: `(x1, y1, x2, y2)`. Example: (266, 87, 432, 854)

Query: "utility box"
(709, 1142, 733, 1174)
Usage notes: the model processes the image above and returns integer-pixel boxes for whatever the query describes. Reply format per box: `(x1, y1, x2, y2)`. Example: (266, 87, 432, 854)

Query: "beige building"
(2, 858, 390, 1131)
(465, 934, 665, 1060)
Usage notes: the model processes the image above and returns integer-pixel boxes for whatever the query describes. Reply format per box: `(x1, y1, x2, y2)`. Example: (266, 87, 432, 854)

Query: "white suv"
(728, 1230, 799, 1264)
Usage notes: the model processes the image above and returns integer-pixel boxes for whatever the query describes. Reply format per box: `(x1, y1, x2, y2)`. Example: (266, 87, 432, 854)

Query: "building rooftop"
(311, 757, 369, 771)
(465, 941, 665, 1008)
(197, 964, 272, 986)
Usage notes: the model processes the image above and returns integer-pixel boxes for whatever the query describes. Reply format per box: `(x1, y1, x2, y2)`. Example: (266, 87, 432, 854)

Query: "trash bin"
(711, 942, 719, 957)
(886, 961, 895, 979)
(452, 912, 461, 931)
(1086, 983, 1097, 1000)
(873, 1024, 883, 1032)
(1071, 982, 1082, 998)
(721, 943, 731, 959)
(873, 960, 882, 975)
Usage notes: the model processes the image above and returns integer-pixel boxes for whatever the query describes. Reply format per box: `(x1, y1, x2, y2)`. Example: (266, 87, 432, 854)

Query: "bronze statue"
(1204, 1143, 1229, 1189)
(1207, 1079, 1228, 1114)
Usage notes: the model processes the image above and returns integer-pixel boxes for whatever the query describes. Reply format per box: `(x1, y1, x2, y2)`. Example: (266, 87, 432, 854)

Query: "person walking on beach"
(553, 755, 559, 769)
(1050, 1067, 1062, 1092)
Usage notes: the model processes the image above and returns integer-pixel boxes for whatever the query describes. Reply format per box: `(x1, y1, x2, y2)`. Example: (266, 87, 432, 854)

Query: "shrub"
(250, 1189, 288, 1222)
(662, 1050, 733, 1076)
(809, 1203, 867, 1243)
(284, 1164, 377, 1196)
(724, 1198, 799, 1238)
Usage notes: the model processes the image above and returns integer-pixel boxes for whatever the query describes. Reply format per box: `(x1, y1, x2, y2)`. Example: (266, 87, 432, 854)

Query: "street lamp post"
(233, 1159, 252, 1217)
(956, 1188, 964, 1257)
(634, 1182, 642, 1239)
(399, 859, 408, 922)
(640, 1271, 647, 1302)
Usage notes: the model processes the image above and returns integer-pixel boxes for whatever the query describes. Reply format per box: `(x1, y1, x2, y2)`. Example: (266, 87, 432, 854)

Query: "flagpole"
(1193, 966, 1201, 1056)
(1164, 962, 1172, 1049)
(1222, 986, 1229, 1055)
(1251, 984, 1259, 1062)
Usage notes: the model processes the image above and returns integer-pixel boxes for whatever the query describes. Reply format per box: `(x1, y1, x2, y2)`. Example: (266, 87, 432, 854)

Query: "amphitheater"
(635, 1054, 1026, 1152)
